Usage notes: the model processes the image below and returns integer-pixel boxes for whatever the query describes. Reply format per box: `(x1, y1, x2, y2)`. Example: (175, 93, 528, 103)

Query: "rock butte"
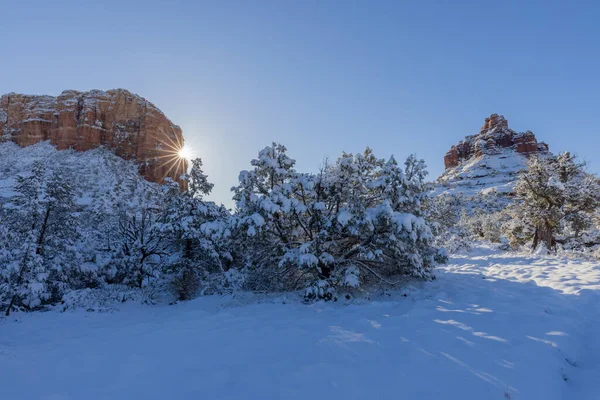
(0, 89, 188, 187)
(444, 114, 549, 169)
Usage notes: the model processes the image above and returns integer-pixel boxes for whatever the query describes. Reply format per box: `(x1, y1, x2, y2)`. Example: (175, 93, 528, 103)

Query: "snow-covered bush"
(231, 143, 446, 299)
(169, 261, 201, 301)
(424, 194, 472, 254)
(464, 210, 506, 243)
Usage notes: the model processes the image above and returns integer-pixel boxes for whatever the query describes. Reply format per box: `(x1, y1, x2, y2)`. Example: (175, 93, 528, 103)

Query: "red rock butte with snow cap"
(444, 114, 549, 169)
(0, 89, 188, 188)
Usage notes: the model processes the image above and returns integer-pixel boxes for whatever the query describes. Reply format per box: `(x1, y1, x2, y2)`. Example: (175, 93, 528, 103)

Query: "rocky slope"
(0, 89, 187, 186)
(443, 114, 548, 170)
(437, 114, 550, 197)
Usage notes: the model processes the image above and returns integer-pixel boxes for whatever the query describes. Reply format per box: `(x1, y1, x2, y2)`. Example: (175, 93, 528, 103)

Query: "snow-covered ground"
(1, 245, 599, 400)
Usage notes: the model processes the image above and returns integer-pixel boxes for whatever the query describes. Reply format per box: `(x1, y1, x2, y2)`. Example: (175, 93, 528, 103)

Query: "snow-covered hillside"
(1, 245, 598, 400)
(0, 141, 157, 204)
(435, 150, 527, 197)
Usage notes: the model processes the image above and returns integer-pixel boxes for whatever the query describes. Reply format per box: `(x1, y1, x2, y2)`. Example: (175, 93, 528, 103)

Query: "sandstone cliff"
(0, 89, 188, 186)
(444, 114, 548, 169)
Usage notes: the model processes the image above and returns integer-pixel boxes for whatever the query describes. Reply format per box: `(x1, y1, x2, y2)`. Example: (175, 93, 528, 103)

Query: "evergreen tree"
(187, 158, 214, 198)
(506, 153, 600, 250)
(2, 162, 48, 314)
(231, 144, 445, 299)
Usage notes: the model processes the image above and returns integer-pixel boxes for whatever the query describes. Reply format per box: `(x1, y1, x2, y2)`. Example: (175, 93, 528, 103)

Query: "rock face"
(0, 89, 188, 186)
(444, 114, 549, 169)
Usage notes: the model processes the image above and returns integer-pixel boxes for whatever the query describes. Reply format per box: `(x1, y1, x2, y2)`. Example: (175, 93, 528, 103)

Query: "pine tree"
(160, 175, 228, 300)
(403, 154, 429, 214)
(2, 162, 48, 315)
(187, 158, 214, 198)
(39, 169, 80, 301)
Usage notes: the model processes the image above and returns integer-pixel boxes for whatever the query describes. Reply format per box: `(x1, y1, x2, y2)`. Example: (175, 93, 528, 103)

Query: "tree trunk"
(5, 296, 16, 317)
(138, 263, 145, 289)
(533, 223, 556, 250)
(138, 255, 146, 289)
(36, 207, 51, 255)
(185, 238, 192, 259)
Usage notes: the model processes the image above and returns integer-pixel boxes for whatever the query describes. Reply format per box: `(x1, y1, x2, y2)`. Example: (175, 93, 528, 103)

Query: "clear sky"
(1, 0, 599, 207)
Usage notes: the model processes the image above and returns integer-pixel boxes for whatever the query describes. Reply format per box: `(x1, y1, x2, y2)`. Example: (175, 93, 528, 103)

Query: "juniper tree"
(507, 152, 600, 250)
(231, 144, 445, 298)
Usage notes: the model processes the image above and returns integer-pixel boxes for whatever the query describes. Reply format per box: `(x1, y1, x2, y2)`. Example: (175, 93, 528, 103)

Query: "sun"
(148, 130, 193, 182)
(178, 145, 194, 160)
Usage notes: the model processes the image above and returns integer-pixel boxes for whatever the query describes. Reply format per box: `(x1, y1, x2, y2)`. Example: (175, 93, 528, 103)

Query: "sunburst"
(147, 129, 192, 183)
(178, 145, 194, 161)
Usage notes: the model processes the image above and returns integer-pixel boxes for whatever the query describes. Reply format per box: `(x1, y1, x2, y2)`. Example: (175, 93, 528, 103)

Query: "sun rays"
(148, 129, 192, 182)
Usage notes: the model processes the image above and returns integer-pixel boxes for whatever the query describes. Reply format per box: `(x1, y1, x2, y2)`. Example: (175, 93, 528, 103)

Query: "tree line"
(2, 142, 598, 315)
(0, 143, 445, 314)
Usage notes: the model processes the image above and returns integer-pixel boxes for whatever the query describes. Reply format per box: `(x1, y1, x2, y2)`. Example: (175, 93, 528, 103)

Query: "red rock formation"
(0, 89, 188, 187)
(444, 114, 549, 169)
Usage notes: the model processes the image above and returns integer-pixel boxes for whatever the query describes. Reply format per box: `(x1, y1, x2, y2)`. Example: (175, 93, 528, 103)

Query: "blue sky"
(1, 0, 598, 206)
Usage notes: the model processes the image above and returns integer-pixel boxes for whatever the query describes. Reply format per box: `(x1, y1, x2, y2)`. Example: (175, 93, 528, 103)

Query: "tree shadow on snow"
(319, 259, 599, 399)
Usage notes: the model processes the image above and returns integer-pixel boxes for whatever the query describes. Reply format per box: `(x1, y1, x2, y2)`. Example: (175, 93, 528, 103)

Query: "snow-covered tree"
(38, 169, 81, 301)
(160, 171, 230, 300)
(403, 154, 429, 214)
(113, 206, 170, 289)
(1, 163, 79, 314)
(231, 144, 445, 299)
(506, 153, 600, 250)
(187, 157, 214, 199)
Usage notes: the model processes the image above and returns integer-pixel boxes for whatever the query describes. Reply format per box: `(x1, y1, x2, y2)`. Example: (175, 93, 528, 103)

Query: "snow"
(0, 141, 156, 205)
(342, 265, 360, 287)
(393, 212, 417, 232)
(435, 150, 528, 198)
(249, 212, 265, 227)
(1, 245, 598, 400)
(299, 253, 319, 267)
(21, 118, 53, 124)
(337, 209, 352, 226)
